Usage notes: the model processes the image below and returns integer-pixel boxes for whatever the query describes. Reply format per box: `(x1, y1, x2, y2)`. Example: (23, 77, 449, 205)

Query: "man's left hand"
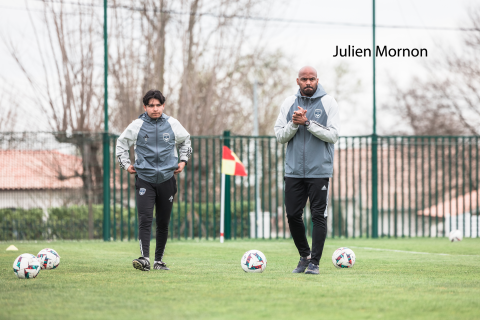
(292, 106, 308, 125)
(174, 161, 186, 174)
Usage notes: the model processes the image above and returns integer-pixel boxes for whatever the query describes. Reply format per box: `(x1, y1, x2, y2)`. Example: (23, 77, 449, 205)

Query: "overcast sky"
(0, 0, 474, 134)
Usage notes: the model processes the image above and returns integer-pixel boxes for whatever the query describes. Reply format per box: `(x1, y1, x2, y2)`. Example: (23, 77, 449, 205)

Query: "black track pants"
(135, 176, 177, 261)
(284, 177, 329, 265)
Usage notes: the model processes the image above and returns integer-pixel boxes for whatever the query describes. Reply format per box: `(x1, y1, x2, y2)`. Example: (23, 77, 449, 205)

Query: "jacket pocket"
(134, 159, 145, 169)
(285, 144, 295, 174)
(159, 141, 176, 162)
(324, 143, 333, 164)
(285, 162, 294, 174)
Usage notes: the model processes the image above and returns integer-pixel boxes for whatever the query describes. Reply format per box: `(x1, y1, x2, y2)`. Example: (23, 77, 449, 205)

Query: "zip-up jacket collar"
(295, 84, 327, 100)
(139, 112, 166, 123)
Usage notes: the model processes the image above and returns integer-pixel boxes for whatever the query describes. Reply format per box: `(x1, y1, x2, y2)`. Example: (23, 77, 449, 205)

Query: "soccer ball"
(37, 248, 61, 269)
(449, 230, 463, 242)
(13, 253, 41, 279)
(332, 247, 356, 269)
(241, 250, 267, 273)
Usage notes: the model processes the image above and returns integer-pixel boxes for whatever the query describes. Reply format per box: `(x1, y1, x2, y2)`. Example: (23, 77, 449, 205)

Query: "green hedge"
(0, 208, 44, 222)
(0, 201, 270, 240)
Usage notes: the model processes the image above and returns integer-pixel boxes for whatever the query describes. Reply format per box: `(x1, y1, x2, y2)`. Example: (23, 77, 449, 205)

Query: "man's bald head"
(297, 66, 318, 97)
(298, 66, 317, 78)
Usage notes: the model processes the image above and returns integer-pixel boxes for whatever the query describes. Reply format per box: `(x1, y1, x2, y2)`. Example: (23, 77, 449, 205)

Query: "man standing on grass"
(116, 90, 192, 271)
(274, 66, 340, 274)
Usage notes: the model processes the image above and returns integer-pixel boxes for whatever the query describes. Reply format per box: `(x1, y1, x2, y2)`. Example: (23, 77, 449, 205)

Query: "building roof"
(0, 150, 83, 190)
(332, 145, 478, 215)
(417, 190, 478, 217)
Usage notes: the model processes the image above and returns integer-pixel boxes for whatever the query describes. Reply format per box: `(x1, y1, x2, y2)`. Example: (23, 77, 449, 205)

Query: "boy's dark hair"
(143, 90, 166, 106)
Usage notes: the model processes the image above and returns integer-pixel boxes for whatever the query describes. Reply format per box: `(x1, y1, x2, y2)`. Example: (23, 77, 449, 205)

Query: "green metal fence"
(108, 134, 288, 241)
(1, 132, 479, 241)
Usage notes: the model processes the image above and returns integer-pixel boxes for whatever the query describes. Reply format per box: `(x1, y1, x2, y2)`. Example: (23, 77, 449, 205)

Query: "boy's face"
(143, 98, 165, 119)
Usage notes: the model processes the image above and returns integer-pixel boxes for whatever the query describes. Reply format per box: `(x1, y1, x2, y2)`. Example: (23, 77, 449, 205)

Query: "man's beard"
(302, 86, 316, 97)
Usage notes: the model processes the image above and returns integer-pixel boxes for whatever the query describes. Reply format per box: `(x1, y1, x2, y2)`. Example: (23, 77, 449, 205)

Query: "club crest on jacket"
(314, 109, 322, 118)
(163, 133, 170, 142)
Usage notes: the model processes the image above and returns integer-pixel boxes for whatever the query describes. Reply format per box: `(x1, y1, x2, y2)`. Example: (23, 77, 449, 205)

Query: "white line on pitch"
(325, 245, 479, 257)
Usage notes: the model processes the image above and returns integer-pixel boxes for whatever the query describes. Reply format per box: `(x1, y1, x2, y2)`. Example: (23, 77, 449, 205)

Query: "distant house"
(329, 145, 478, 238)
(417, 190, 479, 238)
(0, 150, 84, 215)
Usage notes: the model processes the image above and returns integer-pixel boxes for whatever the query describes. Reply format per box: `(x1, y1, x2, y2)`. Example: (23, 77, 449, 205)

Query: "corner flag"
(220, 146, 247, 243)
(221, 146, 247, 176)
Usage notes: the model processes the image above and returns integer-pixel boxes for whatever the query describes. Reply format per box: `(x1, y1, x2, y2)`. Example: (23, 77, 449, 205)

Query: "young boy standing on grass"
(116, 90, 192, 271)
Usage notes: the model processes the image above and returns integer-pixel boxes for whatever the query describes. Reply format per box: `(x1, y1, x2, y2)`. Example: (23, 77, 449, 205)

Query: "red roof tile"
(0, 150, 83, 190)
(417, 190, 478, 217)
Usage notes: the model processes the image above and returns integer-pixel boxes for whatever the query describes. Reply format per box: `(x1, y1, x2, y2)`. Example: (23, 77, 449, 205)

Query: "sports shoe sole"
(304, 270, 319, 274)
(153, 266, 170, 270)
(292, 267, 308, 273)
(132, 260, 149, 271)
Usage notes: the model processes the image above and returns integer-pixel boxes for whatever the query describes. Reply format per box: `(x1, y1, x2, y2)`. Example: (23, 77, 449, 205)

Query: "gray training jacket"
(116, 112, 192, 184)
(274, 85, 340, 178)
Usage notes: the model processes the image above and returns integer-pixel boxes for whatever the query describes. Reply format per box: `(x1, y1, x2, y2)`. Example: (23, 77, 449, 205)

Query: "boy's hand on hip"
(174, 162, 186, 174)
(127, 165, 136, 174)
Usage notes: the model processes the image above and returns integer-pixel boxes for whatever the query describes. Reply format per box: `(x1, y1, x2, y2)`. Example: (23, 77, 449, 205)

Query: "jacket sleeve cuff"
(291, 122, 299, 129)
(180, 156, 189, 162)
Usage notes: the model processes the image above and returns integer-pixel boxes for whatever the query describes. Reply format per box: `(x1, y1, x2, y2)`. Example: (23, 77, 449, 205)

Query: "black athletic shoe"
(305, 262, 319, 275)
(292, 256, 311, 273)
(132, 257, 150, 271)
(153, 261, 170, 270)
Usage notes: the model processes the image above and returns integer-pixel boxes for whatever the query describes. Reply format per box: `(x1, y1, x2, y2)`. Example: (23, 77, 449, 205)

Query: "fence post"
(102, 0, 110, 242)
(371, 133, 379, 238)
(371, 0, 379, 239)
(223, 131, 231, 240)
(103, 133, 111, 241)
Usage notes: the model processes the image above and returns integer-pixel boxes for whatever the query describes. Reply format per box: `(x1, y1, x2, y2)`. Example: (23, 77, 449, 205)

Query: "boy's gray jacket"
(274, 85, 339, 178)
(116, 112, 192, 184)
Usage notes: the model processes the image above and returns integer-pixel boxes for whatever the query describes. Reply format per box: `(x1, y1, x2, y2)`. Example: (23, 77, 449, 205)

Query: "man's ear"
(296, 78, 300, 86)
(143, 105, 147, 112)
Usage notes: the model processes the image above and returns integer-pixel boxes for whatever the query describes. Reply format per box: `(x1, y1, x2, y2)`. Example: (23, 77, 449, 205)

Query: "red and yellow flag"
(221, 146, 247, 176)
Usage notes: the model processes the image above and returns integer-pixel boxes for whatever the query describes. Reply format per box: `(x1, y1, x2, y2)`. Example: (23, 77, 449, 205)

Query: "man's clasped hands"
(292, 106, 308, 126)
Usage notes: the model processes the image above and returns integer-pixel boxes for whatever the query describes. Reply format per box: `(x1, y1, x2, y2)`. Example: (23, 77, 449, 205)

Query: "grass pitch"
(1, 238, 479, 320)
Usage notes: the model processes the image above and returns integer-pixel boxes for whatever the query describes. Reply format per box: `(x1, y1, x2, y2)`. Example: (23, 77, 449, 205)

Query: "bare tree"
(384, 77, 469, 135)
(4, 1, 103, 133)
(108, 0, 292, 136)
(0, 80, 18, 131)
(173, 0, 289, 135)
(3, 0, 105, 238)
(321, 61, 364, 135)
(384, 5, 480, 136)
(109, 0, 173, 132)
(235, 50, 295, 135)
(109, 0, 144, 132)
(141, 0, 170, 93)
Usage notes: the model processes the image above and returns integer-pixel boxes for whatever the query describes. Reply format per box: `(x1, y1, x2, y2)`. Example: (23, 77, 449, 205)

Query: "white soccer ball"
(332, 247, 356, 269)
(37, 248, 61, 270)
(13, 253, 41, 279)
(449, 230, 463, 242)
(241, 250, 267, 273)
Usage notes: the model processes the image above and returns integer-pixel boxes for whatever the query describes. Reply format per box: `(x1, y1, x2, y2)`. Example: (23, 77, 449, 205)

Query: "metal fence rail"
(1, 132, 479, 241)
